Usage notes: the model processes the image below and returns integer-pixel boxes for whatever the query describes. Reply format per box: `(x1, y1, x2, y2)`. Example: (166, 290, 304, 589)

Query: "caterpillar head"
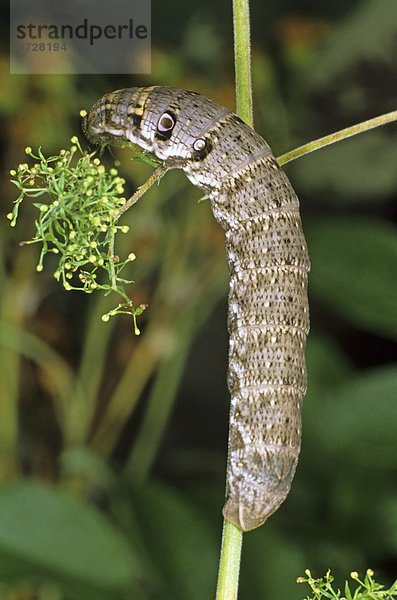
(82, 86, 222, 168)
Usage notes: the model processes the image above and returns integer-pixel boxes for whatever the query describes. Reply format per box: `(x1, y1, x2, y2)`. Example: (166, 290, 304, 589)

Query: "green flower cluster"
(8, 137, 146, 334)
(297, 569, 397, 600)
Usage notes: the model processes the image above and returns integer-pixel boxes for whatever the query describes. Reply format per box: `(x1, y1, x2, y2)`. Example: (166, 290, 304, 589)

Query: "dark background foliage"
(1, 0, 397, 598)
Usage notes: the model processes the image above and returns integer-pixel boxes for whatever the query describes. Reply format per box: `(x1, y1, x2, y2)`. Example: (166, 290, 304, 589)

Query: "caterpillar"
(83, 86, 310, 532)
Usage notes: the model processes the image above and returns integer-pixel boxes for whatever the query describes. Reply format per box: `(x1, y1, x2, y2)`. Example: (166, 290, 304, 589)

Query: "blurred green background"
(1, 0, 397, 598)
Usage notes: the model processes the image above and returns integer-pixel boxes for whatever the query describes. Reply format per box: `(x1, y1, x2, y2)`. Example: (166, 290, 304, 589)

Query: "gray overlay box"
(10, 0, 151, 74)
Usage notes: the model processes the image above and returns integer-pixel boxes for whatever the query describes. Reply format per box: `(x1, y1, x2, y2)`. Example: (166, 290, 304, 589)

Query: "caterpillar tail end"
(222, 499, 271, 532)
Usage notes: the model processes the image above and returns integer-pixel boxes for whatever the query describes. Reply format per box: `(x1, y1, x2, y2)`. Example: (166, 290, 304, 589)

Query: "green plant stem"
(117, 164, 169, 216)
(233, 0, 253, 126)
(108, 232, 116, 289)
(126, 257, 227, 483)
(0, 251, 37, 477)
(277, 109, 397, 166)
(216, 520, 243, 600)
(0, 320, 86, 447)
(215, 1, 252, 598)
(110, 163, 169, 290)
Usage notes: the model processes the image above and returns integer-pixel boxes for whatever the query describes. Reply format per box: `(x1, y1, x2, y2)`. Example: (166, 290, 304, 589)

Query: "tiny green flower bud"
(128, 253, 136, 261)
(80, 109, 87, 117)
(102, 314, 110, 322)
(121, 225, 129, 233)
(9, 169, 16, 176)
(25, 146, 32, 154)
(71, 136, 79, 144)
(36, 264, 43, 272)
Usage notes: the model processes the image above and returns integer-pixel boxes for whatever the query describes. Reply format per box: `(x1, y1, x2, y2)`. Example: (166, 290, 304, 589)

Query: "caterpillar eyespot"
(83, 86, 310, 532)
(157, 112, 175, 132)
(193, 138, 206, 151)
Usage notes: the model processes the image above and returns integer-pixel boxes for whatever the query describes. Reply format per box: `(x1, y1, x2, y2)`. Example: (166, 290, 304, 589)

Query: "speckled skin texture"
(83, 86, 310, 531)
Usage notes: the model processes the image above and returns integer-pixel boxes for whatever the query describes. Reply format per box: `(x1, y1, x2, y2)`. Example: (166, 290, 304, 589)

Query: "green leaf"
(0, 480, 140, 598)
(306, 217, 397, 340)
(305, 333, 354, 401)
(241, 527, 306, 600)
(305, 365, 397, 469)
(131, 481, 218, 600)
(308, 0, 397, 84)
(345, 580, 353, 600)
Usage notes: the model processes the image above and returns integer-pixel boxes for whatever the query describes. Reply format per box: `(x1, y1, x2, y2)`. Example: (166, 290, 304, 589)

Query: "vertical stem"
(216, 0, 253, 598)
(108, 231, 116, 289)
(233, 0, 253, 126)
(216, 520, 243, 600)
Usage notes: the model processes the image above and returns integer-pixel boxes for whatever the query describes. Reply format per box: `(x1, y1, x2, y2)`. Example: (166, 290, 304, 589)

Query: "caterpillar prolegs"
(83, 86, 310, 531)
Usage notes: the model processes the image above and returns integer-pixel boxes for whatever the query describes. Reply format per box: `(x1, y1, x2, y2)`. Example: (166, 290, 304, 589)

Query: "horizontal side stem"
(277, 109, 397, 166)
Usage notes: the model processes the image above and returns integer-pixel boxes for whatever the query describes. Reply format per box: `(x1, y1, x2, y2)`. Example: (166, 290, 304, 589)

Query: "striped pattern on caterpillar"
(83, 86, 310, 532)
